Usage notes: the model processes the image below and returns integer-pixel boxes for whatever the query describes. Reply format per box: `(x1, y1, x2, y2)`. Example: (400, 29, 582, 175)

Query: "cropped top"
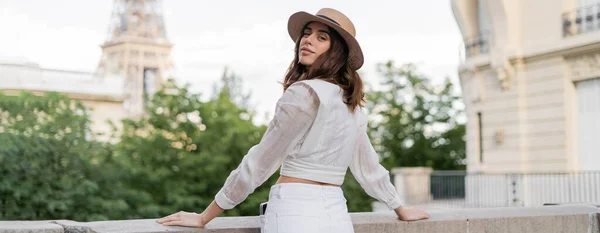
(214, 79, 402, 210)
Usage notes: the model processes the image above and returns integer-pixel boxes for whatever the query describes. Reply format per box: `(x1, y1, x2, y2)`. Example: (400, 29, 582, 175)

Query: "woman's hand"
(394, 207, 430, 221)
(156, 211, 206, 228)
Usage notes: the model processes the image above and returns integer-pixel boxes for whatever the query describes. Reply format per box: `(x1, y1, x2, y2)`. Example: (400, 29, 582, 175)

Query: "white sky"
(0, 0, 462, 122)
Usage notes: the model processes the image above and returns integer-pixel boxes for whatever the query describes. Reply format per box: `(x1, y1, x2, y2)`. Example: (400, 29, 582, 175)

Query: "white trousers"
(260, 183, 354, 233)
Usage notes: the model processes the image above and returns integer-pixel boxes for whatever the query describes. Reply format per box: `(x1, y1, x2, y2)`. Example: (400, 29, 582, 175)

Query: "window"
(143, 68, 157, 109)
(476, 0, 491, 53)
(576, 78, 600, 171)
(477, 112, 484, 163)
(143, 68, 156, 96)
(477, 0, 491, 34)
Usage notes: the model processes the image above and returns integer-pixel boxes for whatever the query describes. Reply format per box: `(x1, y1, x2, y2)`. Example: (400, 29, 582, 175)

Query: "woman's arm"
(199, 201, 224, 225)
(394, 206, 430, 221)
(349, 121, 429, 221)
(157, 82, 319, 227)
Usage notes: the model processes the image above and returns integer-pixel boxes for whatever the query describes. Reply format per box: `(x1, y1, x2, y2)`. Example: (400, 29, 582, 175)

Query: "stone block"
(54, 217, 261, 233)
(454, 205, 599, 233)
(0, 221, 63, 233)
(350, 211, 467, 233)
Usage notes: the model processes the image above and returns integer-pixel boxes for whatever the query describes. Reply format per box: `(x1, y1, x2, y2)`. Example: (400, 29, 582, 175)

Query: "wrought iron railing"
(563, 4, 600, 37)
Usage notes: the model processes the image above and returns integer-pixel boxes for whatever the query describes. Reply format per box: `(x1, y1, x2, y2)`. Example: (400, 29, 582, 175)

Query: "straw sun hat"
(287, 8, 364, 70)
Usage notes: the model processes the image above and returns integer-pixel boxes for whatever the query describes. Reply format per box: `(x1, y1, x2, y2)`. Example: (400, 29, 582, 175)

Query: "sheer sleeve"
(214, 82, 319, 210)
(349, 122, 402, 210)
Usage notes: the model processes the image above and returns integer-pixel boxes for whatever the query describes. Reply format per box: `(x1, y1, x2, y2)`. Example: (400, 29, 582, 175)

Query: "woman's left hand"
(156, 211, 206, 228)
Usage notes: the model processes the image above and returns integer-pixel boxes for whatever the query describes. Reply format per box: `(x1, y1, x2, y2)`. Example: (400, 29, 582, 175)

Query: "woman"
(157, 8, 430, 232)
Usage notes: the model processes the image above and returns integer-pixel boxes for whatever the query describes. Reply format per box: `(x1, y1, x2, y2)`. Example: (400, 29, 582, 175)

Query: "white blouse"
(215, 79, 402, 211)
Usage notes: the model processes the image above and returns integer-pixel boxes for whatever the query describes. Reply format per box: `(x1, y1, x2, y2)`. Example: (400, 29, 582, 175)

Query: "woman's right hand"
(394, 207, 430, 221)
(156, 211, 206, 228)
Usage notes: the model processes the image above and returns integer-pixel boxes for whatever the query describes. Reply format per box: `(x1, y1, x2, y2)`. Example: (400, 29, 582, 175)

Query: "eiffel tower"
(96, 0, 175, 116)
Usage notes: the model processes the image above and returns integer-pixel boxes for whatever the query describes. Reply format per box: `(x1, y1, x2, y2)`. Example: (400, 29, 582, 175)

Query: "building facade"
(0, 58, 126, 140)
(452, 0, 600, 173)
(0, 0, 174, 140)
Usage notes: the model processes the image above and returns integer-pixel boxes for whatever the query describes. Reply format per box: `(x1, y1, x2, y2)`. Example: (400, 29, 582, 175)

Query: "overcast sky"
(0, 0, 462, 122)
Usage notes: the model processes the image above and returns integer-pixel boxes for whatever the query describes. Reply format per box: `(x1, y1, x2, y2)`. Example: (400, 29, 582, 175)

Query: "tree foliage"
(111, 76, 271, 217)
(366, 62, 466, 170)
(342, 62, 466, 211)
(0, 92, 120, 220)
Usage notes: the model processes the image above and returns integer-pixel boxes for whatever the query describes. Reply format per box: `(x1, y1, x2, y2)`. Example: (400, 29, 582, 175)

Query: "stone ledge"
(452, 204, 599, 219)
(451, 205, 600, 233)
(0, 205, 598, 233)
(0, 221, 64, 233)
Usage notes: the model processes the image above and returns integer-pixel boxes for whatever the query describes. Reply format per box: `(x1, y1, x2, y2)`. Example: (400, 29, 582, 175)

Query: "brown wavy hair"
(282, 23, 365, 112)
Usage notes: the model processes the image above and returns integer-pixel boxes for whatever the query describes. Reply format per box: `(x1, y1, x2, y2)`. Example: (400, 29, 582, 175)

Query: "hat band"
(317, 14, 340, 26)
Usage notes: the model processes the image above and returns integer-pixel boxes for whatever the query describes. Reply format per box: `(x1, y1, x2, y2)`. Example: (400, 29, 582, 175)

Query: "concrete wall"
(453, 0, 600, 173)
(1, 205, 598, 233)
(461, 49, 600, 174)
(391, 167, 433, 205)
(522, 57, 570, 172)
(520, 0, 566, 54)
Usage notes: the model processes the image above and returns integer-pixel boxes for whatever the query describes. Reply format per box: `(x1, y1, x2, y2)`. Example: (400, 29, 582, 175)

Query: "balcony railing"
(3, 206, 600, 233)
(563, 4, 600, 37)
(2, 167, 600, 233)
(393, 170, 600, 209)
(462, 32, 490, 59)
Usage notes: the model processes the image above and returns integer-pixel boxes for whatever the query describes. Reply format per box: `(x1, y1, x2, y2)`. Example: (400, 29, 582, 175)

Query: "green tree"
(366, 61, 466, 170)
(212, 67, 252, 109)
(0, 92, 125, 221)
(111, 76, 272, 218)
(342, 62, 466, 212)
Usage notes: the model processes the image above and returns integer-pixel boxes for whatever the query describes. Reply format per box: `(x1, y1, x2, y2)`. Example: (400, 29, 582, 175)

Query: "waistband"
(280, 159, 347, 185)
(269, 183, 344, 199)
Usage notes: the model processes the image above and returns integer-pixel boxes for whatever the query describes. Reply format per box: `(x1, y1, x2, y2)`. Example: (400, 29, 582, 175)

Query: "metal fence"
(396, 171, 600, 209)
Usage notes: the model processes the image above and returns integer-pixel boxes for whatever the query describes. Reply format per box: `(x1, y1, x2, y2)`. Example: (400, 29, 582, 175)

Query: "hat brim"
(287, 11, 364, 70)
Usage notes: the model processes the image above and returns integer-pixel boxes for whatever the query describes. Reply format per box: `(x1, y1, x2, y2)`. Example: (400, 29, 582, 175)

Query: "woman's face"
(298, 22, 331, 66)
